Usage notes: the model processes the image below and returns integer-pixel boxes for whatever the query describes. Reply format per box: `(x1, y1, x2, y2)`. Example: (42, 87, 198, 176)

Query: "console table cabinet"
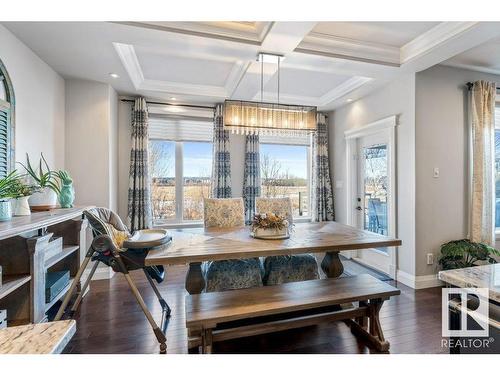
(0, 207, 92, 326)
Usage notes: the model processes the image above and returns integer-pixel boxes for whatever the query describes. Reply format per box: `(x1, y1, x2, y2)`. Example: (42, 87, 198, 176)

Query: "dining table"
(145, 221, 402, 294)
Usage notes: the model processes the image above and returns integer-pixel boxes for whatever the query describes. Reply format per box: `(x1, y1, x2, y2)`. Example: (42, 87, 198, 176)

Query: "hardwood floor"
(62, 265, 447, 354)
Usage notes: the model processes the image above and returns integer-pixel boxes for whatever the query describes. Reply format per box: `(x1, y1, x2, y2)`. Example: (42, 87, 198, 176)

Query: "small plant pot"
(13, 196, 31, 216)
(0, 200, 13, 221)
(29, 187, 58, 211)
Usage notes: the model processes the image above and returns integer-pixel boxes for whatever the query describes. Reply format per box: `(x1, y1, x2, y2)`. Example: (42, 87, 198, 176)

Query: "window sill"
(153, 216, 311, 229)
(153, 221, 204, 229)
(294, 216, 312, 223)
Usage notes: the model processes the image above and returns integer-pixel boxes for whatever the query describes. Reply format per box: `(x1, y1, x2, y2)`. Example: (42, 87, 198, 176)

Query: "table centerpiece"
(250, 213, 291, 239)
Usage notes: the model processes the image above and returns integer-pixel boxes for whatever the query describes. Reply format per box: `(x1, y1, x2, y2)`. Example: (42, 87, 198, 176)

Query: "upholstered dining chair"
(256, 197, 319, 285)
(203, 198, 264, 292)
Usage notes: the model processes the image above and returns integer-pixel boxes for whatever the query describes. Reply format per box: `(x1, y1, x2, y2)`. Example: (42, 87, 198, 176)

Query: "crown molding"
(400, 22, 478, 64)
(113, 43, 144, 89)
(440, 61, 500, 76)
(114, 42, 248, 98)
(250, 76, 372, 108)
(113, 21, 273, 45)
(319, 76, 372, 106)
(224, 60, 251, 98)
(296, 33, 400, 66)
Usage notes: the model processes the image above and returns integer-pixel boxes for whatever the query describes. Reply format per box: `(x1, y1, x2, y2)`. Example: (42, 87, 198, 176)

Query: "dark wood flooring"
(62, 265, 447, 354)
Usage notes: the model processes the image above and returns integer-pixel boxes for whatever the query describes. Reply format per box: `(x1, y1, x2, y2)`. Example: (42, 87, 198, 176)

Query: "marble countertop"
(0, 320, 76, 354)
(438, 264, 500, 303)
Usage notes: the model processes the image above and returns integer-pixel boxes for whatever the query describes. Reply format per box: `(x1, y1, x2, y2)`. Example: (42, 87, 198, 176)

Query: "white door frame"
(344, 115, 398, 278)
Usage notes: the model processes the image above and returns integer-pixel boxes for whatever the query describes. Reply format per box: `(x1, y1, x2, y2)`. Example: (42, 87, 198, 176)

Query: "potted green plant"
(438, 239, 500, 270)
(11, 179, 39, 216)
(18, 153, 61, 211)
(0, 171, 20, 221)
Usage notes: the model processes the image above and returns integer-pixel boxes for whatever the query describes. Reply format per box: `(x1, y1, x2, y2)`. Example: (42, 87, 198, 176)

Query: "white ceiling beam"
(231, 22, 317, 101)
(296, 33, 401, 66)
(400, 22, 500, 72)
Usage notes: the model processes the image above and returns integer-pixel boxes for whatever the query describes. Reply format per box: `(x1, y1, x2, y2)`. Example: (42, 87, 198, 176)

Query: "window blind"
(0, 106, 10, 179)
(149, 115, 213, 142)
(259, 132, 311, 146)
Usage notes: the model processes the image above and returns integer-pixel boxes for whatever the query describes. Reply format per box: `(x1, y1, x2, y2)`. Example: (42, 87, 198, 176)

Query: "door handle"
(355, 206, 362, 211)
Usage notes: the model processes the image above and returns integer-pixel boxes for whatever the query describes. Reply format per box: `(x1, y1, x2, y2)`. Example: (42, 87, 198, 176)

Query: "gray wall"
(330, 73, 416, 277)
(415, 65, 500, 276)
(65, 79, 118, 210)
(0, 24, 65, 169)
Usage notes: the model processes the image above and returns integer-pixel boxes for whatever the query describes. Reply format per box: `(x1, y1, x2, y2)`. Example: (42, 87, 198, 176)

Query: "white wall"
(415, 65, 500, 276)
(330, 74, 416, 278)
(0, 24, 65, 169)
(65, 79, 118, 210)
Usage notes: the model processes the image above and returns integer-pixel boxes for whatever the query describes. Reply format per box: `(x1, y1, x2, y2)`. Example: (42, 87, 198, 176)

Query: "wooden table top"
(0, 320, 76, 354)
(146, 221, 401, 266)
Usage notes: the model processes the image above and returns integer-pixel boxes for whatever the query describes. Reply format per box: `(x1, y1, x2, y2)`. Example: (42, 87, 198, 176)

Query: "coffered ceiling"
(3, 21, 500, 110)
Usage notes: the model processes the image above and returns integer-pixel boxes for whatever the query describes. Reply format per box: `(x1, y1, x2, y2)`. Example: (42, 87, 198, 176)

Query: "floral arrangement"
(251, 213, 290, 232)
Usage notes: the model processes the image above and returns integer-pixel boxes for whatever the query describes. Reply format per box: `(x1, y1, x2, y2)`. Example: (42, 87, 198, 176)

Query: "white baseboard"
(396, 270, 443, 289)
(82, 262, 115, 281)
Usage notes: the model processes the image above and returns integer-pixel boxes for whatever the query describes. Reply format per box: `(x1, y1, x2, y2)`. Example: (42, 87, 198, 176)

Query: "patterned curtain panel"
(243, 134, 261, 224)
(470, 81, 496, 245)
(312, 113, 335, 222)
(211, 104, 232, 198)
(127, 97, 152, 231)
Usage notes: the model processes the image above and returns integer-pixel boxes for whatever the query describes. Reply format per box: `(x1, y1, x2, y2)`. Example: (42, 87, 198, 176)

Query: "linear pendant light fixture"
(224, 53, 317, 136)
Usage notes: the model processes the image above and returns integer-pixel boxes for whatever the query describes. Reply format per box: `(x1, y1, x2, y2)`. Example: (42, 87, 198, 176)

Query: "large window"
(149, 115, 213, 224)
(260, 143, 311, 218)
(0, 59, 14, 179)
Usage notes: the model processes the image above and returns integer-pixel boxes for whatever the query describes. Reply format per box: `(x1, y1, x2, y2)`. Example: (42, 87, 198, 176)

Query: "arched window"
(0, 58, 14, 178)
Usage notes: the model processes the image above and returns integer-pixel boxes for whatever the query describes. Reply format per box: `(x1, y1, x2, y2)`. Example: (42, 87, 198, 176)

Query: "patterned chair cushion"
(256, 198, 319, 285)
(202, 197, 262, 293)
(204, 258, 264, 292)
(256, 197, 293, 224)
(203, 198, 245, 228)
(263, 254, 319, 286)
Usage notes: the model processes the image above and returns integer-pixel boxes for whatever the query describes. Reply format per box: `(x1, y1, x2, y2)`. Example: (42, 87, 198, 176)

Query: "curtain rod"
(120, 98, 215, 110)
(466, 82, 500, 91)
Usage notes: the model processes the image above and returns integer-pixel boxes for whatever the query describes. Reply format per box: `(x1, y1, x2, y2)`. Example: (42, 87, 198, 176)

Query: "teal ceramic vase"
(59, 183, 75, 208)
(0, 200, 12, 221)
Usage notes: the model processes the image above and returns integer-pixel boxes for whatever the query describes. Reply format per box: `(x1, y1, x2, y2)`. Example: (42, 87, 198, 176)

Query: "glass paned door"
(362, 144, 388, 237)
(354, 132, 392, 274)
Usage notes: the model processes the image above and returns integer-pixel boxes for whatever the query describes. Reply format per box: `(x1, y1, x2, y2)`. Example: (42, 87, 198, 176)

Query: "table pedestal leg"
(185, 262, 205, 295)
(321, 251, 344, 278)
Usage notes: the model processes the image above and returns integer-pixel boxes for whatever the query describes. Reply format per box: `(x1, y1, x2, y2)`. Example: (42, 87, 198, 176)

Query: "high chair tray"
(124, 229, 172, 249)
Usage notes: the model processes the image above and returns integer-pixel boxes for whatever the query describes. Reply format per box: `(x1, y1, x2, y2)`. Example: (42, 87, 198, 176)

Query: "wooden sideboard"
(0, 207, 92, 327)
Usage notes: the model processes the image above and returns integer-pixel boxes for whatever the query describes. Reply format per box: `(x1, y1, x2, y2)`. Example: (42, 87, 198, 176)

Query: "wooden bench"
(185, 274, 400, 353)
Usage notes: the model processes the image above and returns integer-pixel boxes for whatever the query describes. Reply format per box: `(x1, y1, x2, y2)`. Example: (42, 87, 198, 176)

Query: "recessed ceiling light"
(346, 98, 353, 103)
(170, 97, 177, 101)
(109, 73, 120, 79)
